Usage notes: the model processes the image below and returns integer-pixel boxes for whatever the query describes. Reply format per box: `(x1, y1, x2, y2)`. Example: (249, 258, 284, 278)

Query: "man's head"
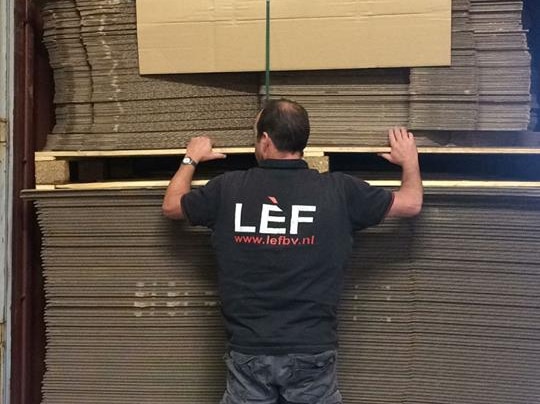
(254, 99, 310, 160)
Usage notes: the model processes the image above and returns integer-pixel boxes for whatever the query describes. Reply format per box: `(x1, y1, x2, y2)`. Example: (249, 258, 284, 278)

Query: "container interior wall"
(17, 0, 540, 403)
(11, 0, 53, 403)
(28, 187, 540, 404)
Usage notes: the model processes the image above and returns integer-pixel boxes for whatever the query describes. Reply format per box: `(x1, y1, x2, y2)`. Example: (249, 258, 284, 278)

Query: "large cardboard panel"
(136, 0, 452, 74)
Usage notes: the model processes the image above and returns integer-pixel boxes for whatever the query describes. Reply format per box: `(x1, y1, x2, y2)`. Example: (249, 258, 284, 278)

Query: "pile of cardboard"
(409, 0, 479, 130)
(40, 0, 533, 151)
(41, 0, 259, 150)
(524, 0, 539, 130)
(259, 0, 532, 139)
(29, 187, 540, 403)
(471, 0, 531, 130)
(265, 69, 410, 145)
(532, 87, 540, 130)
(409, 0, 532, 131)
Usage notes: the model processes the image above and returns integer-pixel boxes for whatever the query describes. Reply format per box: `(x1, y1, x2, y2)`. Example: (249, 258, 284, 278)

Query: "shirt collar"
(258, 159, 309, 169)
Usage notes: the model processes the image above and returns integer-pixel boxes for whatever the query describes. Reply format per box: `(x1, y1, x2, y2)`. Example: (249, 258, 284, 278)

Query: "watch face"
(182, 156, 196, 166)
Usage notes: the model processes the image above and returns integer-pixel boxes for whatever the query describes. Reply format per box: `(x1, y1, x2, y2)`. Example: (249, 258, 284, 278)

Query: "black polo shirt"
(181, 159, 393, 355)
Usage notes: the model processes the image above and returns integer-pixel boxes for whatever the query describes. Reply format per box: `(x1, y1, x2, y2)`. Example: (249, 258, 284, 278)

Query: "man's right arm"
(380, 127, 423, 218)
(162, 136, 226, 220)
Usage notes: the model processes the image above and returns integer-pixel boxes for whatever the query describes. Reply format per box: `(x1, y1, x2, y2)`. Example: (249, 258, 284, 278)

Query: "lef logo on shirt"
(234, 196, 317, 235)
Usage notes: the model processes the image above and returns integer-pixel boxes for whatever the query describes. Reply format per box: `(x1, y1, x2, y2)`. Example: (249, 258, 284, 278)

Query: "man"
(163, 99, 423, 404)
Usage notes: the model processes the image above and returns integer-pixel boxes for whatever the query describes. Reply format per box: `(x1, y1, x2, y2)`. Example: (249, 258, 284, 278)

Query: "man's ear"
(261, 132, 272, 151)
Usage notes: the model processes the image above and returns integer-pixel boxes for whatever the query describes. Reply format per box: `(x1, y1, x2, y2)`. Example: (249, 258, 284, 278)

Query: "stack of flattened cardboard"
(532, 82, 540, 130)
(41, 0, 259, 150)
(470, 0, 531, 130)
(524, 0, 539, 130)
(265, 0, 532, 140)
(409, 0, 479, 130)
(406, 191, 540, 403)
(40, 0, 533, 151)
(264, 69, 410, 145)
(28, 186, 540, 403)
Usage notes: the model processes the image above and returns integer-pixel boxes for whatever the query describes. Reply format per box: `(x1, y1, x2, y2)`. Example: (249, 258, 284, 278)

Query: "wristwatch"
(181, 155, 198, 167)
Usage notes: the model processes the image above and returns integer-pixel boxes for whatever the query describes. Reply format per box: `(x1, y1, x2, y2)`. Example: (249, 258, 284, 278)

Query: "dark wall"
(11, 0, 53, 402)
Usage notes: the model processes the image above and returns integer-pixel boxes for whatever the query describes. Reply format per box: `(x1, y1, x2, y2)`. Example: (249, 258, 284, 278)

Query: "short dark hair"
(256, 99, 310, 153)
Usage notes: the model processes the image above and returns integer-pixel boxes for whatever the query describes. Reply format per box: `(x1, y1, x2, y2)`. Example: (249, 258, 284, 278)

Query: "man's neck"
(264, 150, 303, 160)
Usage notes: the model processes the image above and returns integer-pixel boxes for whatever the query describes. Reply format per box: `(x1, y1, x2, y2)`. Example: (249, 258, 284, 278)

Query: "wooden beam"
(32, 180, 540, 191)
(35, 145, 540, 160)
(35, 147, 255, 159)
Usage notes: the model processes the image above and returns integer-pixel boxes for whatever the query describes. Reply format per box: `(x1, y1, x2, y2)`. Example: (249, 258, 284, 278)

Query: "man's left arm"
(162, 136, 226, 220)
(379, 127, 423, 218)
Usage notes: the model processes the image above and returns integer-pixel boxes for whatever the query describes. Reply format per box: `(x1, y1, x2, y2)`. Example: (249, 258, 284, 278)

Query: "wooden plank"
(35, 146, 540, 160)
(35, 147, 255, 159)
(308, 147, 540, 154)
(418, 147, 540, 154)
(32, 180, 540, 191)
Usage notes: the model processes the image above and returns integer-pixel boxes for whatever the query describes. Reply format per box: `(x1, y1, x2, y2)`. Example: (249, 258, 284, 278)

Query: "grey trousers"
(220, 350, 343, 404)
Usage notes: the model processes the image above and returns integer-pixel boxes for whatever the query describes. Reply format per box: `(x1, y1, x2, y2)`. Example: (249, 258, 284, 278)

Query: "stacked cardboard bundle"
(41, 0, 259, 150)
(391, 0, 533, 132)
(34, 191, 227, 403)
(470, 0, 531, 130)
(40, 0, 534, 151)
(407, 192, 540, 403)
(524, 0, 539, 130)
(529, 92, 540, 131)
(265, 69, 410, 145)
(409, 0, 479, 130)
(265, 0, 532, 139)
(28, 186, 540, 404)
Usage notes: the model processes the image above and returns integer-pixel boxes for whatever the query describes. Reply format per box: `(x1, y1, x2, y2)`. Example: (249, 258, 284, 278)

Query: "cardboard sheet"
(136, 0, 452, 74)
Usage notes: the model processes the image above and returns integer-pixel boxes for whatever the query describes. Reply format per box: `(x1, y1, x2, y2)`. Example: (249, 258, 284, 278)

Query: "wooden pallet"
(35, 143, 540, 189)
(34, 147, 334, 187)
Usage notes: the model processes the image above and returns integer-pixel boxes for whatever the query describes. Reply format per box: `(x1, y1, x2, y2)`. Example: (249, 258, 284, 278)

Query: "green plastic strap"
(265, 0, 271, 102)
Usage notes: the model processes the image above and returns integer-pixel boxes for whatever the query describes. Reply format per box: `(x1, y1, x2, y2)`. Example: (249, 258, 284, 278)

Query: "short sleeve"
(342, 174, 394, 230)
(181, 175, 223, 228)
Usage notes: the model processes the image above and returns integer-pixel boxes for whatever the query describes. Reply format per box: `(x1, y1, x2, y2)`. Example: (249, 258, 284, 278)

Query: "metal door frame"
(11, 0, 52, 402)
(0, 0, 13, 400)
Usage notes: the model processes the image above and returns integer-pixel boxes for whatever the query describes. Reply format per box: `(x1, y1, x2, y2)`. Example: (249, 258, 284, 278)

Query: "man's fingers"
(213, 153, 227, 160)
(390, 127, 415, 143)
(395, 127, 407, 141)
(388, 128, 397, 146)
(396, 127, 407, 140)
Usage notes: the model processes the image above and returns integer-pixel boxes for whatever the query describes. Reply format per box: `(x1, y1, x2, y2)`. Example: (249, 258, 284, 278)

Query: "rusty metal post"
(11, 0, 52, 402)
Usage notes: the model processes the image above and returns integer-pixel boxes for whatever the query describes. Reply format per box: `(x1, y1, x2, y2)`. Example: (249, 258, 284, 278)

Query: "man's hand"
(186, 136, 227, 163)
(379, 127, 418, 168)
